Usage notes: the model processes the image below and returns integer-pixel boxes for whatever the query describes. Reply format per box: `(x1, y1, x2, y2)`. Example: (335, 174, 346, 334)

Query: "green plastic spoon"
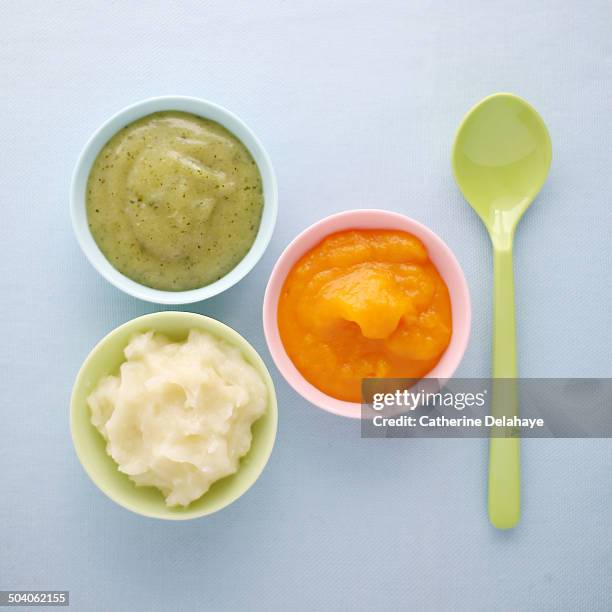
(452, 93, 552, 529)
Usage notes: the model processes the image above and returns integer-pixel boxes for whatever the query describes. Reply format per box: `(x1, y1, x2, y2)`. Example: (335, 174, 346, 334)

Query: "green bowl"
(70, 311, 278, 520)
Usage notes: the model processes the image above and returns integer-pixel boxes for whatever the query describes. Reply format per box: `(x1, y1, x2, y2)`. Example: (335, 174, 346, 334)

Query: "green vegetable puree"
(87, 111, 263, 291)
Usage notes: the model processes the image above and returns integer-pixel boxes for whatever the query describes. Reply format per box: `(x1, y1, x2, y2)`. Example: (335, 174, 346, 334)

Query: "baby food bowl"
(263, 209, 471, 418)
(70, 311, 277, 519)
(70, 95, 278, 304)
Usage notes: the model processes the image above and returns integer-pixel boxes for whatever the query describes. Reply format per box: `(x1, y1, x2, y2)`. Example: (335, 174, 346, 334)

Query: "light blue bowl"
(70, 96, 278, 304)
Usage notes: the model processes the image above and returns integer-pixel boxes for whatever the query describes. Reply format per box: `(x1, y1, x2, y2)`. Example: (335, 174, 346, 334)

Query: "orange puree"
(278, 229, 452, 402)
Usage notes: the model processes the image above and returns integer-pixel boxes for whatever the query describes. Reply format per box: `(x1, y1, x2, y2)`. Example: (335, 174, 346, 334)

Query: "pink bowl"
(263, 209, 471, 418)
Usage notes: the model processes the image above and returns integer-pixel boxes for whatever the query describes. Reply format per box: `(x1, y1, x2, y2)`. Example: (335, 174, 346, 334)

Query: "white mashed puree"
(88, 329, 267, 507)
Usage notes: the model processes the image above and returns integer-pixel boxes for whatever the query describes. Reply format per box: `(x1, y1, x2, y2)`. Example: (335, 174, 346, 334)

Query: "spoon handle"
(488, 245, 520, 529)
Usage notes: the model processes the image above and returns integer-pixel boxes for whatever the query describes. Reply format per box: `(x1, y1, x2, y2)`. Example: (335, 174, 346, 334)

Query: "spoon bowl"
(452, 93, 552, 529)
(453, 93, 552, 242)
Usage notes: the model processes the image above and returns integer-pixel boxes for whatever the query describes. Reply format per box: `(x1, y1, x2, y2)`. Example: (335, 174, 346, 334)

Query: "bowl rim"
(70, 311, 278, 520)
(70, 95, 278, 305)
(262, 209, 472, 418)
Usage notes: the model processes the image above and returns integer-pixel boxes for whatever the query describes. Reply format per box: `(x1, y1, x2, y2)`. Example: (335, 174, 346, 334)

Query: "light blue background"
(1, 2, 611, 610)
